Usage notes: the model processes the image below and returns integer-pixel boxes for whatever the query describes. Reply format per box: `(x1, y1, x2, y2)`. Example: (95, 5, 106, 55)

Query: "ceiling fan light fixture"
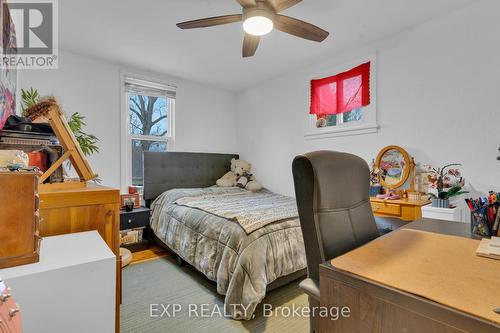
(242, 4, 275, 36)
(243, 16, 273, 36)
(176, 0, 330, 58)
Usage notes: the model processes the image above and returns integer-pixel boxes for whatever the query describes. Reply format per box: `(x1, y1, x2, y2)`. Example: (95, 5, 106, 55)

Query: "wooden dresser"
(370, 197, 430, 221)
(0, 172, 41, 269)
(38, 184, 121, 332)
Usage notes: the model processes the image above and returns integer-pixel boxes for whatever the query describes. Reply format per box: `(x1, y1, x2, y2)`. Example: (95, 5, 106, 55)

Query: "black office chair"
(292, 151, 380, 332)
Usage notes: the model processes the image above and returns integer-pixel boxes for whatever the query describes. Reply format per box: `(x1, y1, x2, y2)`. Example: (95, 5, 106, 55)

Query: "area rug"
(121, 256, 309, 333)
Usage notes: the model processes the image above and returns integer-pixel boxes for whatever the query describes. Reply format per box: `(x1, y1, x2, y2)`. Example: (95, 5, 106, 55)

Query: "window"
(306, 57, 378, 139)
(322, 108, 363, 127)
(124, 76, 176, 186)
(310, 61, 370, 128)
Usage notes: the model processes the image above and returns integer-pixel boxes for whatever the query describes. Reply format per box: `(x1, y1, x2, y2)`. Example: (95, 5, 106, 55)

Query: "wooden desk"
(319, 219, 500, 333)
(370, 197, 430, 221)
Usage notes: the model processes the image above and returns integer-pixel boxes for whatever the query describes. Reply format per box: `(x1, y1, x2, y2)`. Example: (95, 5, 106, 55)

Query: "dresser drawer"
(120, 209, 150, 230)
(371, 202, 401, 216)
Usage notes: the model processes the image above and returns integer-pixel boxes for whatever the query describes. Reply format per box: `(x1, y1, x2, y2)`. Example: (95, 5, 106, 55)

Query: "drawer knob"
(0, 293, 11, 302)
(9, 305, 20, 317)
(128, 219, 132, 224)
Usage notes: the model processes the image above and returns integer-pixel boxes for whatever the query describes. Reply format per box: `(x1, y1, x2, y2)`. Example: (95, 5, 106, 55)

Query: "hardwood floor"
(130, 244, 169, 265)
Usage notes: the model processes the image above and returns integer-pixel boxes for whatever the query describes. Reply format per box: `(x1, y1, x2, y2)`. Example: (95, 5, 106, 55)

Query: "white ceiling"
(60, 0, 474, 91)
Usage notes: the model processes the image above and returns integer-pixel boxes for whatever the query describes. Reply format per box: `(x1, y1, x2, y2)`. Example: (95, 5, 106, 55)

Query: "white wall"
(236, 0, 500, 197)
(18, 51, 238, 190)
(17, 1, 499, 197)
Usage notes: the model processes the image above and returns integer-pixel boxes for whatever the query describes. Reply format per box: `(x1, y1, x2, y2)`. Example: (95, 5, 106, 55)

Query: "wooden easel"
(38, 105, 97, 191)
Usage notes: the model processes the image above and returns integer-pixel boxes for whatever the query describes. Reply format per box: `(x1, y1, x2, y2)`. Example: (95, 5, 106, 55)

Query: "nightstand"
(120, 207, 150, 230)
(120, 207, 151, 251)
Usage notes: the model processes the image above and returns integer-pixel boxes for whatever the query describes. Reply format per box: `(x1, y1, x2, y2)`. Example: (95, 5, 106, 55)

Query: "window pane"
(325, 115, 337, 126)
(315, 114, 337, 128)
(315, 108, 363, 128)
(343, 108, 363, 123)
(131, 139, 167, 186)
(129, 94, 169, 137)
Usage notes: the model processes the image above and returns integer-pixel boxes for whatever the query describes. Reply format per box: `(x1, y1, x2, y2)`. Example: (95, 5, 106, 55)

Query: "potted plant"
(425, 164, 467, 208)
(20, 87, 99, 157)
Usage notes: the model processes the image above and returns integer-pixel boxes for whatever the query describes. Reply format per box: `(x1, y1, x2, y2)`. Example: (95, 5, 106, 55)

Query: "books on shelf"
(120, 228, 144, 245)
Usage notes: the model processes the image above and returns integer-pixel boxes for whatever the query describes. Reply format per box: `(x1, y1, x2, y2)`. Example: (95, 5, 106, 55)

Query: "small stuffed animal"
(216, 158, 263, 192)
(236, 171, 252, 188)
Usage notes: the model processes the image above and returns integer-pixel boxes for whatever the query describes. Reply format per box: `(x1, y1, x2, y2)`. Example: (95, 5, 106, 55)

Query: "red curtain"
(310, 62, 371, 116)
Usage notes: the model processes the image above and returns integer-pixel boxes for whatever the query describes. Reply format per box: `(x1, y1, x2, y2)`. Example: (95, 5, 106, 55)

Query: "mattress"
(150, 186, 306, 320)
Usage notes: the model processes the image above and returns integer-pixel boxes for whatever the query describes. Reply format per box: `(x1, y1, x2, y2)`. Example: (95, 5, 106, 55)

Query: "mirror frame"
(375, 145, 411, 189)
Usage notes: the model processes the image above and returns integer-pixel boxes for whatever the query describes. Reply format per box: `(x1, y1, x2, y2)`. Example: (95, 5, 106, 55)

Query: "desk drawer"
(371, 202, 401, 216)
(120, 210, 150, 230)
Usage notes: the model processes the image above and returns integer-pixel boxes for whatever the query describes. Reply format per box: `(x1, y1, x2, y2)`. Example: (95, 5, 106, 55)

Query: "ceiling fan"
(176, 0, 330, 58)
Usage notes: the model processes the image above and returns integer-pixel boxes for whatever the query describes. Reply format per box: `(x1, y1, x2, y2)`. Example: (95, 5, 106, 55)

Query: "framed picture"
(120, 193, 140, 209)
(0, 0, 17, 129)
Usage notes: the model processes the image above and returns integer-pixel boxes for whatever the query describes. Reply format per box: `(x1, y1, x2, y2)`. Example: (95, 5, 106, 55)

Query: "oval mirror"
(375, 145, 411, 189)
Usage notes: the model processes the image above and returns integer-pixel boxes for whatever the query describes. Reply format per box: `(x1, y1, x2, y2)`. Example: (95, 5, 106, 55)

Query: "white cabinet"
(422, 205, 470, 223)
(0, 231, 116, 333)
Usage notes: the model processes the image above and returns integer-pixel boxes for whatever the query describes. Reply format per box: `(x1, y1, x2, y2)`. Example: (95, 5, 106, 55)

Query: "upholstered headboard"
(143, 151, 239, 203)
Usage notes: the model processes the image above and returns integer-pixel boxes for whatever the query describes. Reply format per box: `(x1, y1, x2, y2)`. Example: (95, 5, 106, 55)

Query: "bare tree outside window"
(129, 94, 170, 185)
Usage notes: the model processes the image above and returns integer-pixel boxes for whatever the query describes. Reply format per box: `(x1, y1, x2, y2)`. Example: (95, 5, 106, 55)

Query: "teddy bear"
(216, 158, 263, 192)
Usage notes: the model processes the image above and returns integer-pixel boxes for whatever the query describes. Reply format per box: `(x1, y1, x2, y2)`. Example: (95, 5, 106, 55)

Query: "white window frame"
(120, 72, 176, 191)
(304, 53, 378, 139)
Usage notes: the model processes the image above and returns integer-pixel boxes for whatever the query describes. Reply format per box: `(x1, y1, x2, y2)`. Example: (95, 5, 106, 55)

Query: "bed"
(144, 152, 306, 320)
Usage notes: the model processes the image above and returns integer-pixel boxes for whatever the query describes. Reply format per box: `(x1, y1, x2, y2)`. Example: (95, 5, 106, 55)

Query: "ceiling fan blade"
(242, 33, 260, 57)
(177, 14, 242, 29)
(274, 15, 329, 42)
(266, 0, 302, 12)
(236, 0, 257, 8)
